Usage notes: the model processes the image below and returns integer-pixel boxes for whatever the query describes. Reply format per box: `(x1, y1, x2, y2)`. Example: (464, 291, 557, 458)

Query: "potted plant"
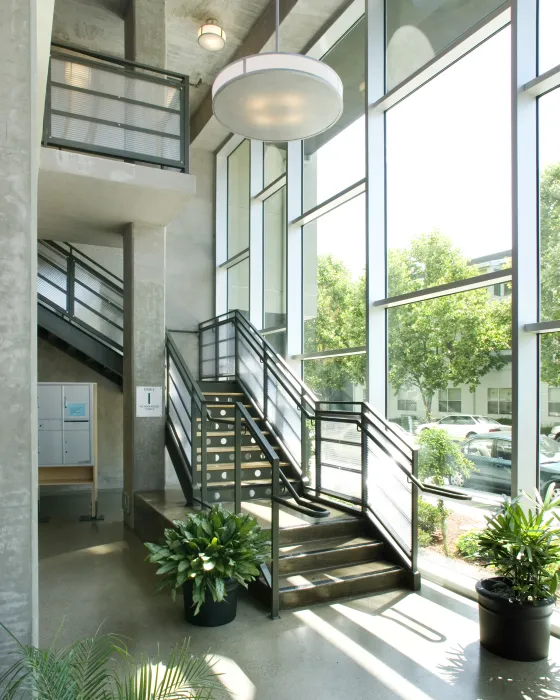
(475, 484, 560, 661)
(145, 506, 270, 627)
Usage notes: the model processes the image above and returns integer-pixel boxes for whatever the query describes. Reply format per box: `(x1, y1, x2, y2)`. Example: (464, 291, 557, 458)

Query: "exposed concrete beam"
(190, 0, 353, 151)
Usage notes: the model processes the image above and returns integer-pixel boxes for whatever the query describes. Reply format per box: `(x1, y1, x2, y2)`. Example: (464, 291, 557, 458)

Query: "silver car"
(415, 414, 508, 441)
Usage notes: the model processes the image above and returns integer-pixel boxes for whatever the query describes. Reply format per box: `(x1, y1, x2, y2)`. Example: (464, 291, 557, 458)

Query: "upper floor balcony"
(39, 43, 195, 245)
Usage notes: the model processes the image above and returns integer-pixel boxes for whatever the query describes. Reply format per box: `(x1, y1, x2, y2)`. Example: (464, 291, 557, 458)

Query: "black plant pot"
(476, 577, 555, 661)
(183, 579, 239, 627)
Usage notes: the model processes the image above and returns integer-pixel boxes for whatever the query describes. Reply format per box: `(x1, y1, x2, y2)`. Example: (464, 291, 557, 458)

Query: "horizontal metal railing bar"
(320, 462, 362, 474)
(51, 42, 187, 81)
(525, 319, 560, 334)
(320, 437, 362, 448)
(44, 241, 123, 286)
(37, 273, 67, 295)
(167, 333, 207, 411)
(168, 372, 193, 423)
(49, 108, 181, 140)
(311, 486, 362, 506)
(44, 137, 185, 169)
(50, 80, 181, 115)
(75, 299, 123, 331)
(38, 250, 68, 275)
(524, 61, 560, 97)
(302, 490, 362, 515)
(168, 396, 193, 448)
(72, 259, 124, 295)
(374, 268, 512, 309)
(74, 279, 123, 313)
(38, 296, 123, 351)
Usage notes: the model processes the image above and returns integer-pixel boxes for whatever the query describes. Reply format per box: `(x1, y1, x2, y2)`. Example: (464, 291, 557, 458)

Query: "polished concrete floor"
(39, 491, 560, 700)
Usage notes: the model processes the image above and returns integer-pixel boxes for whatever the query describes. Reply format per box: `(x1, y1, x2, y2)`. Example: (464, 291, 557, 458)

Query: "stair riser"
(200, 467, 273, 482)
(206, 405, 258, 420)
(279, 542, 384, 575)
(279, 519, 365, 545)
(197, 450, 272, 467)
(202, 434, 262, 448)
(193, 482, 295, 504)
(204, 394, 244, 404)
(279, 569, 405, 609)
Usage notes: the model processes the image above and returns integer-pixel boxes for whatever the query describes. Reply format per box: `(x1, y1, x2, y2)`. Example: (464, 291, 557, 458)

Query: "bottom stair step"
(277, 560, 405, 609)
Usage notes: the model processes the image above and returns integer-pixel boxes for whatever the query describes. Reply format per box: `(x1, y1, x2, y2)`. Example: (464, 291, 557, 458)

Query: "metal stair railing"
(38, 240, 123, 352)
(198, 310, 471, 579)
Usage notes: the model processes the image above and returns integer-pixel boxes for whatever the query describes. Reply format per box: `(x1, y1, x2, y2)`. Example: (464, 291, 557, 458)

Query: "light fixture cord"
(275, 0, 280, 52)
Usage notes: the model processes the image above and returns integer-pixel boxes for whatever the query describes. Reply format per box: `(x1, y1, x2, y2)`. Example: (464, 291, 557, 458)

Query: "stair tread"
(201, 478, 297, 487)
(207, 404, 253, 408)
(206, 463, 272, 471)
(200, 461, 290, 468)
(196, 431, 270, 437)
(279, 536, 381, 558)
(278, 560, 403, 591)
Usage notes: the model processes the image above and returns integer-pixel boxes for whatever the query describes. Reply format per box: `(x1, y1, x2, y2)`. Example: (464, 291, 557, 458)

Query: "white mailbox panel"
(38, 385, 62, 420)
(38, 383, 95, 467)
(64, 432, 92, 465)
(38, 431, 63, 466)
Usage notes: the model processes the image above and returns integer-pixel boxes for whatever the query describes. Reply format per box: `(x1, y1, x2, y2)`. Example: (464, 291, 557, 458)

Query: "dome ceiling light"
(212, 0, 343, 142)
(198, 19, 226, 52)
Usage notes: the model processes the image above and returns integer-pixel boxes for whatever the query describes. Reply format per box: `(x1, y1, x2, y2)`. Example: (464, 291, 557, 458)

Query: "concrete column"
(123, 223, 166, 528)
(0, 0, 39, 664)
(125, 0, 166, 68)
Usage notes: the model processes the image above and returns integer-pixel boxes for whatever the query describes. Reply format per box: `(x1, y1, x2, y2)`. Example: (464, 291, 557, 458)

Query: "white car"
(551, 425, 560, 442)
(415, 414, 508, 441)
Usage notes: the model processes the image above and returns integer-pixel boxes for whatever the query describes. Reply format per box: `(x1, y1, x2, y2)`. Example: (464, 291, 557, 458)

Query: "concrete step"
(278, 536, 384, 574)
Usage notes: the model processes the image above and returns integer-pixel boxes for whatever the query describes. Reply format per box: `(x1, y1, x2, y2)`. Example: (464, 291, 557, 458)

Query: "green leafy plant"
(145, 506, 270, 614)
(456, 529, 483, 560)
(476, 485, 560, 603)
(417, 428, 473, 486)
(417, 497, 451, 550)
(0, 626, 220, 699)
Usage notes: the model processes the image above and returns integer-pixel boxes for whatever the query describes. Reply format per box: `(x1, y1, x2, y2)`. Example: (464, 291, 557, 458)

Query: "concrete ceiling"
(167, 0, 272, 113)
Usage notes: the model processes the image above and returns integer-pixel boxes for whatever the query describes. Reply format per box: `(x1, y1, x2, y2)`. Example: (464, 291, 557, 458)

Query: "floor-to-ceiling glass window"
(225, 139, 250, 313)
(262, 186, 287, 354)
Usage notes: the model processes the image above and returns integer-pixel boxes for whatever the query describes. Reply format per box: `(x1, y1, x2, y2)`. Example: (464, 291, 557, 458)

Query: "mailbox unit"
(38, 382, 98, 518)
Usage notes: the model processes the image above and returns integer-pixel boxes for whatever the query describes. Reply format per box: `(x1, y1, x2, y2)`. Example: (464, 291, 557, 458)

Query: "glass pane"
(386, 28, 511, 296)
(227, 259, 249, 315)
(540, 334, 560, 505)
(263, 187, 286, 329)
(264, 143, 286, 187)
(538, 88, 560, 322)
(386, 0, 505, 90)
(304, 355, 366, 407)
(227, 140, 250, 258)
(303, 17, 366, 212)
(264, 330, 286, 357)
(539, 0, 560, 75)
(303, 194, 366, 353)
(388, 287, 512, 580)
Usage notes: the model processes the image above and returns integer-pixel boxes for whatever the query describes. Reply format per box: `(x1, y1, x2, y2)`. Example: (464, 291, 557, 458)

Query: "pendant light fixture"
(212, 0, 343, 142)
(198, 19, 226, 52)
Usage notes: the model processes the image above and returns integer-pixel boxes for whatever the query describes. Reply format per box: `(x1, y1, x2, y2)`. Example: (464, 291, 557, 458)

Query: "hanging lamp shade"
(212, 53, 343, 142)
(198, 19, 226, 52)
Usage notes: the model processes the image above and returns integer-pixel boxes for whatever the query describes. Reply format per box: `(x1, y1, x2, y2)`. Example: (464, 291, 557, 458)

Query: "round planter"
(476, 577, 555, 661)
(183, 579, 239, 627)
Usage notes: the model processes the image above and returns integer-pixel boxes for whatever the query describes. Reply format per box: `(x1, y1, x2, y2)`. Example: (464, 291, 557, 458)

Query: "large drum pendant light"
(212, 0, 343, 142)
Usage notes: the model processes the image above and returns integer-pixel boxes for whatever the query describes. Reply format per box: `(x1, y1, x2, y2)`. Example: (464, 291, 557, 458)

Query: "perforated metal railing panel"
(46, 54, 185, 169)
(318, 420, 362, 499)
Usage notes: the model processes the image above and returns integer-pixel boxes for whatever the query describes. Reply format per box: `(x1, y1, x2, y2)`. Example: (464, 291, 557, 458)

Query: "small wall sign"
(136, 386, 163, 417)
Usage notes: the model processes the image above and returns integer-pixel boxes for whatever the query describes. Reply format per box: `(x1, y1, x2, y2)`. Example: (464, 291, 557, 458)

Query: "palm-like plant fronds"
(0, 625, 221, 700)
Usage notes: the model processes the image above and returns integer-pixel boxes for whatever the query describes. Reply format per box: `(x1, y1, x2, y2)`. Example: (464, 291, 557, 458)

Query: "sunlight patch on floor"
(207, 654, 256, 700)
(294, 609, 435, 700)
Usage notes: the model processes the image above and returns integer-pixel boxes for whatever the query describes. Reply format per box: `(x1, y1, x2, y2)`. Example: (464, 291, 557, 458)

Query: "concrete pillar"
(125, 0, 166, 68)
(0, 0, 39, 664)
(123, 223, 166, 528)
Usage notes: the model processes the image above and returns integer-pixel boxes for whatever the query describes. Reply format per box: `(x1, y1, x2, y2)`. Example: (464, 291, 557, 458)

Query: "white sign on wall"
(136, 386, 163, 417)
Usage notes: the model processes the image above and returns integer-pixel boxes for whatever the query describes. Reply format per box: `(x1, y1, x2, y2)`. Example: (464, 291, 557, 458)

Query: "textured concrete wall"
(0, 0, 39, 661)
(52, 0, 124, 56)
(125, 0, 166, 68)
(37, 339, 124, 491)
(123, 223, 166, 527)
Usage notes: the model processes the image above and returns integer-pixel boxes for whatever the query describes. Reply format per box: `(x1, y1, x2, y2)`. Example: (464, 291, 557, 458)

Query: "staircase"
(37, 241, 123, 386)
(165, 319, 424, 615)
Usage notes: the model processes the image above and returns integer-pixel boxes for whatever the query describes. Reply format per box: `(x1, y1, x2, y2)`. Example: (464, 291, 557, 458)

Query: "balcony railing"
(43, 42, 189, 172)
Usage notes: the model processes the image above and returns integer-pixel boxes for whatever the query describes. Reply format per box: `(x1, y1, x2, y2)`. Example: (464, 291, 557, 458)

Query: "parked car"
(415, 414, 508, 441)
(450, 432, 560, 498)
(550, 424, 560, 442)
